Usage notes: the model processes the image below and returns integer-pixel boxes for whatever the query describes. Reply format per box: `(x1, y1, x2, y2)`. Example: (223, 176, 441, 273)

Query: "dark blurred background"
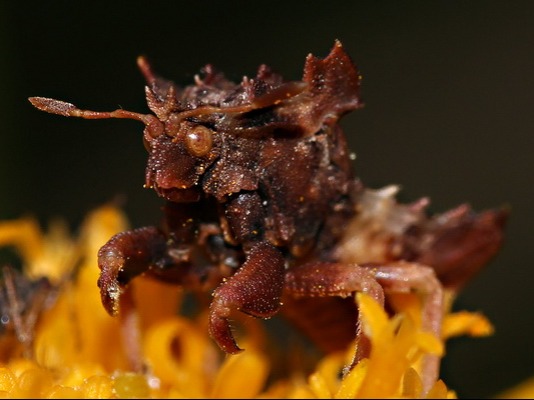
(1, 1, 532, 397)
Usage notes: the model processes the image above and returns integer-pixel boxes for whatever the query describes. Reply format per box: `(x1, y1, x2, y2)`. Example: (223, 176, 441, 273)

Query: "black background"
(2, 1, 533, 397)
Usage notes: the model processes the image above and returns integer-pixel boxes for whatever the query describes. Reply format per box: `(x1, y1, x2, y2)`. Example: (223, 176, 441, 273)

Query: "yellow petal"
(314, 352, 345, 395)
(495, 376, 534, 399)
(442, 311, 494, 339)
(10, 367, 54, 398)
(113, 372, 151, 399)
(402, 367, 423, 398)
(44, 385, 81, 399)
(143, 317, 213, 397)
(415, 332, 444, 357)
(0, 218, 44, 266)
(81, 375, 115, 399)
(387, 292, 423, 328)
(356, 292, 389, 338)
(34, 291, 79, 369)
(132, 277, 184, 331)
(335, 358, 368, 399)
(211, 350, 269, 399)
(308, 371, 333, 399)
(0, 368, 16, 392)
(425, 379, 454, 399)
(59, 363, 107, 387)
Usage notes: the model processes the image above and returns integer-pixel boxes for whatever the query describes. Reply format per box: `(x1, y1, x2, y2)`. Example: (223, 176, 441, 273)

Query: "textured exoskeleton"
(29, 41, 507, 394)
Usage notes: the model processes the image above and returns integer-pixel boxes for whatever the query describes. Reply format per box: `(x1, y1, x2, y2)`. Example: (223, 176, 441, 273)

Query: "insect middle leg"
(369, 261, 443, 394)
(284, 261, 443, 395)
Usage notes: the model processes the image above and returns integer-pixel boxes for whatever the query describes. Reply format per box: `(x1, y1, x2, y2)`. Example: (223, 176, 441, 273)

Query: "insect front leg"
(208, 192, 286, 353)
(97, 225, 171, 372)
(97, 200, 219, 314)
(208, 241, 285, 354)
(97, 226, 172, 316)
(97, 202, 203, 372)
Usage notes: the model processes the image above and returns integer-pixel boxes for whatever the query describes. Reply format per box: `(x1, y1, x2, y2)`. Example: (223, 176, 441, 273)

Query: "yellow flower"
(0, 205, 495, 398)
(495, 377, 534, 399)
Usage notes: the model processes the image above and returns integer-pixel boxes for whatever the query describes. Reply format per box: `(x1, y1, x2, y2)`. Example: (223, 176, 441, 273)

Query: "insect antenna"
(29, 97, 152, 123)
(28, 97, 165, 137)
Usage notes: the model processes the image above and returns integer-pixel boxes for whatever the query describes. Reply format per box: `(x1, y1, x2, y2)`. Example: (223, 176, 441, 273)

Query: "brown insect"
(29, 41, 507, 393)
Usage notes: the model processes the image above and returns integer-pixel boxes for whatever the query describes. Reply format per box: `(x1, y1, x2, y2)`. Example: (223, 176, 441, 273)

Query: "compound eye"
(185, 125, 213, 157)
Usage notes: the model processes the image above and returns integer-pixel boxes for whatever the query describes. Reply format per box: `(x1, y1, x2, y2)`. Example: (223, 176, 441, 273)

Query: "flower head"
(0, 205, 493, 398)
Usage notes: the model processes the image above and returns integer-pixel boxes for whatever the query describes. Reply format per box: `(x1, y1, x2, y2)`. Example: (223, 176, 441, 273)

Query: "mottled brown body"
(29, 41, 507, 394)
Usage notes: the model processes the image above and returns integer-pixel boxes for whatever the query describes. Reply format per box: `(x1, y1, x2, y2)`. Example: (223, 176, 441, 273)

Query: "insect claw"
(208, 302, 243, 354)
(96, 262, 123, 316)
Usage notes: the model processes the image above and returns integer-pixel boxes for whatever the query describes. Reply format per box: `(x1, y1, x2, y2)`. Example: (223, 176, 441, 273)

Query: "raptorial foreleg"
(209, 241, 285, 354)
